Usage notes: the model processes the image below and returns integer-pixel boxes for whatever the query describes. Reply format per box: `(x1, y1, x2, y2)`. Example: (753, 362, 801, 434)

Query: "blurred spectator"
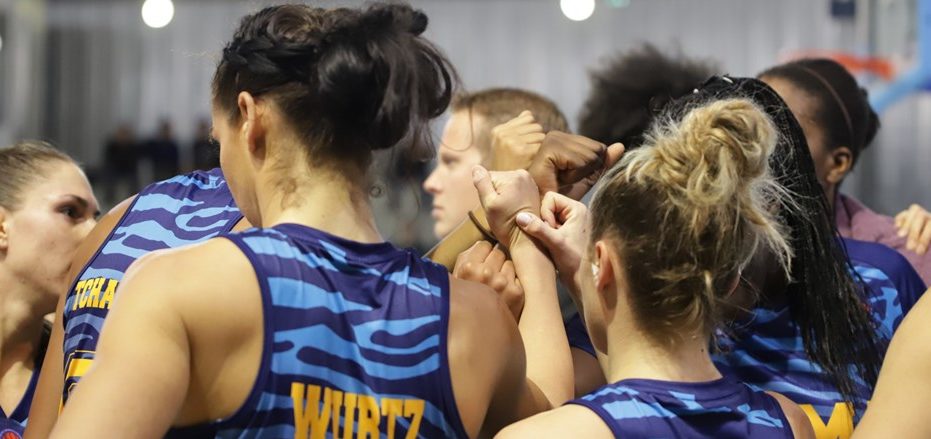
(102, 124, 139, 204)
(146, 119, 180, 181)
(192, 118, 219, 170)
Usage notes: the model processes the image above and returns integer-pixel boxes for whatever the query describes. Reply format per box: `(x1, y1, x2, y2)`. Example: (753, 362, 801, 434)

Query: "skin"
(423, 110, 486, 239)
(0, 160, 97, 424)
(26, 198, 251, 438)
(49, 93, 572, 438)
(853, 289, 931, 439)
(760, 76, 853, 210)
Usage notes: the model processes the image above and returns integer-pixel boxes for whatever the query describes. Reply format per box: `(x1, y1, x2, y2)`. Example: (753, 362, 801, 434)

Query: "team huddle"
(1, 2, 930, 438)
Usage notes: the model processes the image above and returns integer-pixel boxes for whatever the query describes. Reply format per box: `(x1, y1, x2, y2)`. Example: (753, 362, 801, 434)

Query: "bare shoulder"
(764, 391, 814, 439)
(447, 276, 518, 350)
(120, 237, 256, 314)
(446, 276, 522, 437)
(853, 292, 931, 438)
(495, 404, 613, 439)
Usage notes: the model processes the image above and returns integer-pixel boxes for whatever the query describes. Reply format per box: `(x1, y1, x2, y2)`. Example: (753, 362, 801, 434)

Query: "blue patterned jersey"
(568, 377, 793, 438)
(0, 369, 38, 438)
(60, 169, 242, 405)
(713, 238, 925, 438)
(167, 223, 468, 438)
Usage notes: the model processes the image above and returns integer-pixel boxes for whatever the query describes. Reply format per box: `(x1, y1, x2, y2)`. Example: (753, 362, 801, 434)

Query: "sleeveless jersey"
(713, 238, 925, 438)
(167, 223, 468, 438)
(568, 377, 793, 438)
(60, 169, 242, 405)
(0, 371, 39, 439)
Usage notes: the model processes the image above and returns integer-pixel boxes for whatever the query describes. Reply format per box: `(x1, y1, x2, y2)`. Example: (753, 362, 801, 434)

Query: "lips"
(431, 206, 443, 220)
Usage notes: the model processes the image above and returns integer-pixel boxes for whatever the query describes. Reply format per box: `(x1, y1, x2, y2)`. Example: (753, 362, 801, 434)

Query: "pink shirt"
(835, 193, 931, 285)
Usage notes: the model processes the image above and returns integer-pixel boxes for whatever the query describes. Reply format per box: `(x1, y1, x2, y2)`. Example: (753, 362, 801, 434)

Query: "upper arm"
(571, 347, 605, 397)
(26, 196, 135, 439)
(447, 277, 561, 436)
(50, 249, 193, 439)
(854, 292, 931, 439)
(494, 405, 613, 439)
(765, 391, 815, 439)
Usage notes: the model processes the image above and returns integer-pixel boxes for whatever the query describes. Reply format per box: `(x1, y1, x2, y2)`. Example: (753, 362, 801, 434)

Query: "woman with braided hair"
(487, 83, 813, 437)
(49, 3, 573, 438)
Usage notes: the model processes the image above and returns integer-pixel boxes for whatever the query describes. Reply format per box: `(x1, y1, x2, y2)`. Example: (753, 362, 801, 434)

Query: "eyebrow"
(62, 194, 101, 217)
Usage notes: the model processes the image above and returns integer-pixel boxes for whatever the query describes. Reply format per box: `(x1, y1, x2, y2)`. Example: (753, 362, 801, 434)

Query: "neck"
(601, 324, 721, 385)
(825, 184, 838, 212)
(0, 271, 45, 369)
(256, 166, 383, 244)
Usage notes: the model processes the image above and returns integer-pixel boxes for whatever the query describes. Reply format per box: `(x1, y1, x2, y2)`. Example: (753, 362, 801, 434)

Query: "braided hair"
(676, 76, 882, 403)
(212, 3, 456, 164)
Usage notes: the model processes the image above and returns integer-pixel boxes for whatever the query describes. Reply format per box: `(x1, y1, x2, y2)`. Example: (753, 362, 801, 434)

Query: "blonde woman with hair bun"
(478, 95, 814, 438)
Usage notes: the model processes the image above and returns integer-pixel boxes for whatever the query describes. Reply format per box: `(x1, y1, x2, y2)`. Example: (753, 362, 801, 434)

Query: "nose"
(423, 167, 441, 195)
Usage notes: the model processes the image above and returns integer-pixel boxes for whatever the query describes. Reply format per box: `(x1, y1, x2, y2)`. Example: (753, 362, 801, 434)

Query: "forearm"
(510, 238, 573, 406)
(425, 208, 490, 271)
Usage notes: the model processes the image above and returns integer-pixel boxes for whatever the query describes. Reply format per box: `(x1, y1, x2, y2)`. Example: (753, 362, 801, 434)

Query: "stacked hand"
(453, 242, 523, 320)
(490, 111, 545, 172)
(529, 132, 624, 200)
(472, 166, 541, 251)
(515, 192, 591, 298)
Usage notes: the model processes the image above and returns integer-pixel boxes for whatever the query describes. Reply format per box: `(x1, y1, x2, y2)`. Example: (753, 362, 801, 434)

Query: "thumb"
(604, 143, 625, 170)
(472, 166, 497, 207)
(516, 212, 561, 250)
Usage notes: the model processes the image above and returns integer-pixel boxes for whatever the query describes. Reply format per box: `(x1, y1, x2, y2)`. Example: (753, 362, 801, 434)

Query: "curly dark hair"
(577, 44, 718, 148)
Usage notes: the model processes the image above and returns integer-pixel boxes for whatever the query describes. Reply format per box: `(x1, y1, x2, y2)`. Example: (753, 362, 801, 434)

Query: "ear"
(593, 240, 618, 312)
(237, 92, 267, 161)
(825, 146, 853, 185)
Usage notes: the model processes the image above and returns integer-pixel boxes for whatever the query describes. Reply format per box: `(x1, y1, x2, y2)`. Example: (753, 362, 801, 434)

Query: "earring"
(591, 263, 600, 278)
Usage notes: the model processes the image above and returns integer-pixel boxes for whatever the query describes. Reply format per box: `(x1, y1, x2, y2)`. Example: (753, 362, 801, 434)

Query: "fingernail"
(898, 230, 907, 237)
(472, 166, 486, 181)
(516, 212, 534, 227)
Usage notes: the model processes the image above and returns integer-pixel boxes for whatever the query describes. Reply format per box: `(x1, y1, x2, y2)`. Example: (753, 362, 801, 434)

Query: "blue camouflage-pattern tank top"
(713, 238, 926, 438)
(167, 223, 468, 438)
(60, 169, 242, 405)
(568, 376, 793, 438)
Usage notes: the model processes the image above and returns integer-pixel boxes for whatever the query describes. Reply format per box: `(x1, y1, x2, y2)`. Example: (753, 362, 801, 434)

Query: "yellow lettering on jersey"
(291, 383, 331, 439)
(356, 395, 380, 438)
(87, 277, 106, 308)
(100, 279, 118, 309)
(71, 280, 87, 311)
(342, 392, 358, 439)
(801, 403, 854, 439)
(403, 399, 425, 439)
(71, 277, 119, 311)
(79, 278, 104, 308)
(331, 390, 344, 437)
(381, 398, 404, 439)
(291, 383, 425, 439)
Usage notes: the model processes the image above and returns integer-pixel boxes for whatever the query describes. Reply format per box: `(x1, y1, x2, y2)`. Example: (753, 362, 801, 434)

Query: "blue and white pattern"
(167, 224, 467, 438)
(713, 238, 926, 428)
(568, 377, 792, 438)
(60, 168, 242, 405)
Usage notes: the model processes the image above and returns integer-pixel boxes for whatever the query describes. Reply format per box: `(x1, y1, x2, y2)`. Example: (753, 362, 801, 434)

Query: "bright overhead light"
(141, 0, 174, 29)
(560, 0, 596, 21)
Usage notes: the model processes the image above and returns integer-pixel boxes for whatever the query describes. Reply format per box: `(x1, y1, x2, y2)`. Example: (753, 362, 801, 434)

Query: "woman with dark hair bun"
(760, 58, 931, 285)
(50, 4, 572, 438)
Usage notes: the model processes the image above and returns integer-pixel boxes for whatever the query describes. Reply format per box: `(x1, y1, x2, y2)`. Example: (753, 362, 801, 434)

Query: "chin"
(433, 224, 450, 240)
